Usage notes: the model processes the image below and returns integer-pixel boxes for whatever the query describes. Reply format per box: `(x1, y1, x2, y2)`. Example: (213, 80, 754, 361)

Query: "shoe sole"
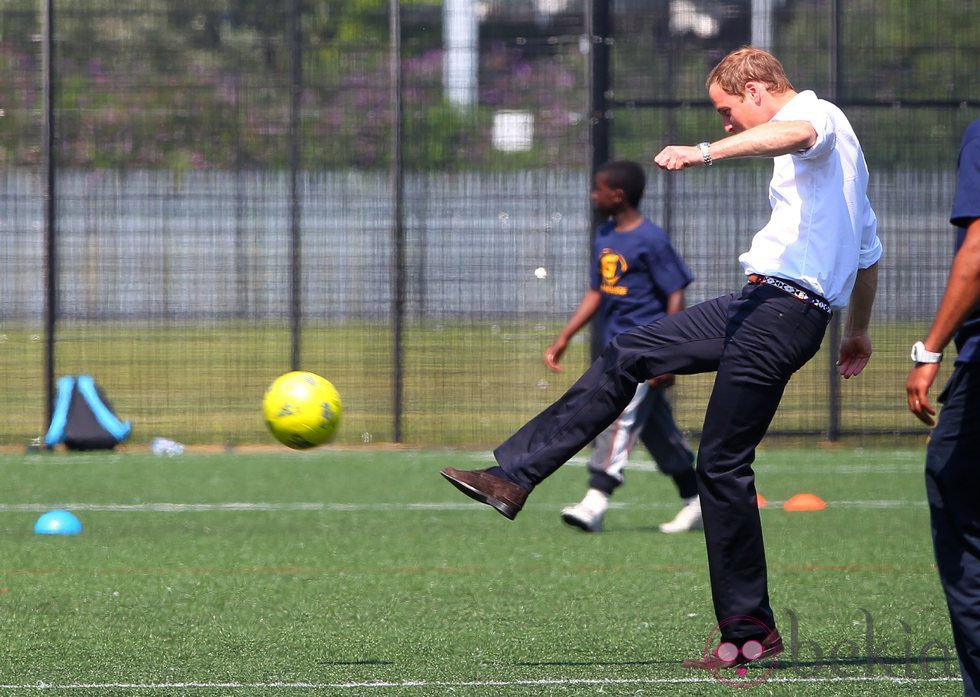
(561, 511, 601, 532)
(440, 470, 519, 520)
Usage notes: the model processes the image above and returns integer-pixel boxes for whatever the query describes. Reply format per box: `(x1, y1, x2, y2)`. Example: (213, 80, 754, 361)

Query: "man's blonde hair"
(706, 47, 794, 97)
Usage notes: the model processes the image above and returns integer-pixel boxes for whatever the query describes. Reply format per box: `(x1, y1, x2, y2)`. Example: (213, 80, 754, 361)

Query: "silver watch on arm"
(697, 142, 713, 167)
(911, 341, 943, 364)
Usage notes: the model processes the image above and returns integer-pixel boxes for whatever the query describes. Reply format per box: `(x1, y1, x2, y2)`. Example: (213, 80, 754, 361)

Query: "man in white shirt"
(441, 47, 881, 672)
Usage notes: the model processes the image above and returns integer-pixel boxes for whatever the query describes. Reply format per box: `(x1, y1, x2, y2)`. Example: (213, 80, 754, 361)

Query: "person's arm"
(906, 218, 980, 425)
(664, 287, 685, 316)
(654, 121, 817, 171)
(837, 262, 878, 379)
(545, 289, 601, 372)
(647, 287, 685, 388)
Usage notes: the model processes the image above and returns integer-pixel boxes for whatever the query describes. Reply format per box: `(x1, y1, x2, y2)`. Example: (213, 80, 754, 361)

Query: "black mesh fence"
(0, 0, 977, 448)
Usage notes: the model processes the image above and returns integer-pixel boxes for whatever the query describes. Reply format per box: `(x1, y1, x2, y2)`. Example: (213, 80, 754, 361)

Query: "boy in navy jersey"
(545, 160, 700, 533)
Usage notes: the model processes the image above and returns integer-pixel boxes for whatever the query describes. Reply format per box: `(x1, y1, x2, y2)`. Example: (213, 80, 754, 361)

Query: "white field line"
(0, 500, 926, 513)
(0, 676, 962, 690)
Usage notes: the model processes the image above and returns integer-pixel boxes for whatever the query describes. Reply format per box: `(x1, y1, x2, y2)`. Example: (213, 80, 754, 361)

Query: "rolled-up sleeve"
(859, 204, 882, 268)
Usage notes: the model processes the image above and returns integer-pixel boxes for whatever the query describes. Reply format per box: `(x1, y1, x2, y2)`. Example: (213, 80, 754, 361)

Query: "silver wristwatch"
(697, 142, 713, 166)
(910, 341, 943, 364)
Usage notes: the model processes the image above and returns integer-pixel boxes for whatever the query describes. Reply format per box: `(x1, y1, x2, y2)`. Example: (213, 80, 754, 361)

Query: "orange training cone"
(755, 493, 767, 509)
(783, 493, 826, 511)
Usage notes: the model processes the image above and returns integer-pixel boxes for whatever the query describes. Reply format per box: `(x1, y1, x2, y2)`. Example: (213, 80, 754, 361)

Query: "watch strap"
(911, 341, 943, 364)
(697, 142, 713, 166)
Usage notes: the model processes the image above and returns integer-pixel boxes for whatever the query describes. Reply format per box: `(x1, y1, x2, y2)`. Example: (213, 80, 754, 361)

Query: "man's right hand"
(654, 145, 702, 171)
(906, 363, 941, 427)
(544, 338, 568, 372)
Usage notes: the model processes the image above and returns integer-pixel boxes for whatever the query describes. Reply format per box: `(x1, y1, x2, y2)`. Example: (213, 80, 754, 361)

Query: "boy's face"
(591, 173, 623, 216)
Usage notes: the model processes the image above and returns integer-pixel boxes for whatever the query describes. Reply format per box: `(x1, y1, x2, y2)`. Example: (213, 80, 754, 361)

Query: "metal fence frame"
(26, 1, 980, 445)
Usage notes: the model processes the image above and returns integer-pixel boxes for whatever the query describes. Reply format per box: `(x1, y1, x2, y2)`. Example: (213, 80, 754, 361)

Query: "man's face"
(590, 173, 622, 216)
(708, 82, 767, 134)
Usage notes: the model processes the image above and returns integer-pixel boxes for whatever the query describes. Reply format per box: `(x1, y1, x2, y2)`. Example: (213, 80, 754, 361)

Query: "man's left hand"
(838, 333, 872, 378)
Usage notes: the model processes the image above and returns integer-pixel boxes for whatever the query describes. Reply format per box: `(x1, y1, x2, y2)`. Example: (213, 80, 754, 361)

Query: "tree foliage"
(0, 0, 975, 170)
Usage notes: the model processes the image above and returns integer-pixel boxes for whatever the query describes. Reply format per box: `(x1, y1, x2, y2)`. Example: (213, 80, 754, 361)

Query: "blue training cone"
(34, 510, 83, 536)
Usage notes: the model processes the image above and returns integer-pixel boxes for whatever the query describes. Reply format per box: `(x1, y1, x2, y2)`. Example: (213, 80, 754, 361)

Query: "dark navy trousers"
(925, 363, 980, 696)
(494, 282, 830, 640)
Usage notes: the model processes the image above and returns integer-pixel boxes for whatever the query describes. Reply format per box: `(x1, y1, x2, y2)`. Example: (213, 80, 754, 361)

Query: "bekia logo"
(698, 609, 957, 689)
(694, 615, 779, 688)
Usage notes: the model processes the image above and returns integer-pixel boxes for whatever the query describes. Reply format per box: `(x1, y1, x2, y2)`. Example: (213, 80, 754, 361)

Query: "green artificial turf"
(0, 447, 961, 695)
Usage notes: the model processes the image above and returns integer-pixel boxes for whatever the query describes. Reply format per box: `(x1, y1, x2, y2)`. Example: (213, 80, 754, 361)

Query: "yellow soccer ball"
(262, 371, 342, 449)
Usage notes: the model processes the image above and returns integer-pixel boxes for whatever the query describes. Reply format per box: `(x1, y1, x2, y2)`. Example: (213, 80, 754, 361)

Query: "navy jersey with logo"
(951, 119, 980, 364)
(590, 219, 694, 347)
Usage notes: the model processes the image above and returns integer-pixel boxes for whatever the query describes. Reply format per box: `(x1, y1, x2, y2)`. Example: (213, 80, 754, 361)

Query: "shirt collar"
(773, 90, 817, 120)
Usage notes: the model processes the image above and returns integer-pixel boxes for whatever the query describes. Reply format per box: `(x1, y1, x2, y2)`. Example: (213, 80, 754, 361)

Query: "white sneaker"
(659, 496, 703, 533)
(561, 489, 608, 532)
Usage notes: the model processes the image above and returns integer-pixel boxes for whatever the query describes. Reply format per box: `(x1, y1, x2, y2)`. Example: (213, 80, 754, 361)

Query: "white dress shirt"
(739, 90, 882, 308)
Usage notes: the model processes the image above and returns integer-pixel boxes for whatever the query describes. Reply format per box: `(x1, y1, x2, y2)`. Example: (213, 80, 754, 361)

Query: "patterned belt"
(747, 274, 832, 315)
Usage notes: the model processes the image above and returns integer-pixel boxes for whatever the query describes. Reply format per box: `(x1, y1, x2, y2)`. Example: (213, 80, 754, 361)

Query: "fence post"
(587, 0, 611, 362)
(42, 0, 57, 431)
(288, 0, 303, 371)
(826, 0, 842, 441)
(390, 0, 405, 442)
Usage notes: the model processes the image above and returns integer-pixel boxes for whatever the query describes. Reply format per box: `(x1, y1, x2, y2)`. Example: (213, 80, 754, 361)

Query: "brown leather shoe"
(440, 467, 528, 520)
(682, 629, 783, 672)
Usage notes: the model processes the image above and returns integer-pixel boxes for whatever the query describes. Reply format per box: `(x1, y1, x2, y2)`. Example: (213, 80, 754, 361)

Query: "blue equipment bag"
(44, 375, 132, 450)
